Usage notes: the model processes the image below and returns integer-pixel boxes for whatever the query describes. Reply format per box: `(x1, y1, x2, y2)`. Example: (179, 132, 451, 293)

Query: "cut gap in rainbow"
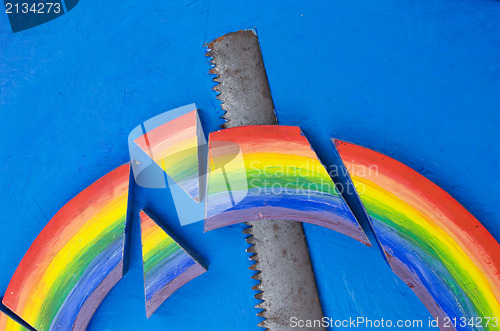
(333, 139, 500, 331)
(2, 163, 131, 331)
(134, 108, 205, 202)
(139, 210, 206, 318)
(205, 125, 370, 246)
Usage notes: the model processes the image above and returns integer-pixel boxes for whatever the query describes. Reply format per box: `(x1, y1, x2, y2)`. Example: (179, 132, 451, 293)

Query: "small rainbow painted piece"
(2, 163, 131, 331)
(205, 125, 369, 245)
(334, 139, 500, 331)
(140, 211, 206, 318)
(134, 108, 204, 202)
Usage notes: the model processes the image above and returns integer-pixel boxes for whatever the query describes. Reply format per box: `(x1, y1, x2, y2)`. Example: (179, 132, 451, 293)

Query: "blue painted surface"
(0, 0, 499, 330)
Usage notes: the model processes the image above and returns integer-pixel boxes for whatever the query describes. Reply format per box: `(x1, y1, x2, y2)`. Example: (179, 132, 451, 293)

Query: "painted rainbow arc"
(3, 106, 498, 330)
(2, 163, 131, 331)
(140, 211, 206, 318)
(205, 125, 369, 245)
(334, 139, 500, 331)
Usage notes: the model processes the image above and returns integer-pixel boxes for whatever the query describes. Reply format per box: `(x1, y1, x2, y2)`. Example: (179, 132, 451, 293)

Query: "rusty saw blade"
(206, 30, 325, 331)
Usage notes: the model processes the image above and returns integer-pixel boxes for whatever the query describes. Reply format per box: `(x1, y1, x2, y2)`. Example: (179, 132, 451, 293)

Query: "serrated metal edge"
(205, 47, 268, 328)
(205, 46, 230, 129)
(245, 224, 268, 330)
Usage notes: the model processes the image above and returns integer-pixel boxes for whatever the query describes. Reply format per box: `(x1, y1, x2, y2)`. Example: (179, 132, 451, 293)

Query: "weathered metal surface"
(206, 30, 278, 128)
(206, 29, 325, 330)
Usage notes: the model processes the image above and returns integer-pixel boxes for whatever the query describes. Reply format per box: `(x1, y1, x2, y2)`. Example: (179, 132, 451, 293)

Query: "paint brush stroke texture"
(0, 312, 28, 331)
(205, 125, 369, 245)
(140, 211, 206, 318)
(334, 140, 500, 331)
(134, 109, 203, 202)
(2, 164, 130, 331)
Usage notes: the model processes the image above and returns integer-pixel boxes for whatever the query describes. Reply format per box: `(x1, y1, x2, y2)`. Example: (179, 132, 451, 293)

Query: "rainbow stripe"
(334, 140, 500, 331)
(205, 126, 369, 245)
(140, 211, 206, 318)
(3, 164, 131, 331)
(134, 109, 203, 202)
(0, 312, 28, 331)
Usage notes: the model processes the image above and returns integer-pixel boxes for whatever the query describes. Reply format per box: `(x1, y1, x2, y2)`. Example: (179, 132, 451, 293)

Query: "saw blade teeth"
(246, 236, 267, 328)
(205, 46, 229, 128)
(251, 284, 263, 291)
(246, 242, 257, 253)
(251, 277, 263, 292)
(257, 320, 269, 330)
(212, 75, 222, 84)
(243, 224, 267, 323)
(204, 42, 235, 128)
(248, 261, 260, 271)
(250, 271, 262, 281)
(246, 237, 258, 247)
(254, 291, 265, 301)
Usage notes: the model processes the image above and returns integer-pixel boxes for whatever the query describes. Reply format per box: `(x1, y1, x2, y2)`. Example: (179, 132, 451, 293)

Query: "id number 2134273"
(5, 2, 61, 14)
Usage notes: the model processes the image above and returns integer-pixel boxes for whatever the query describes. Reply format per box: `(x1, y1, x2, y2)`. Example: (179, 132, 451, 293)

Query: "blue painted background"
(0, 0, 499, 329)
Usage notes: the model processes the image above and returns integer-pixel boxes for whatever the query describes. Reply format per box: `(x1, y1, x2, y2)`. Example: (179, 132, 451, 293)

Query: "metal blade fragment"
(206, 30, 325, 330)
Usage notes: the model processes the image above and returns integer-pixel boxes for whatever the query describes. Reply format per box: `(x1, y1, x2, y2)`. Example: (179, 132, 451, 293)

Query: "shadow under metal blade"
(206, 30, 325, 331)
